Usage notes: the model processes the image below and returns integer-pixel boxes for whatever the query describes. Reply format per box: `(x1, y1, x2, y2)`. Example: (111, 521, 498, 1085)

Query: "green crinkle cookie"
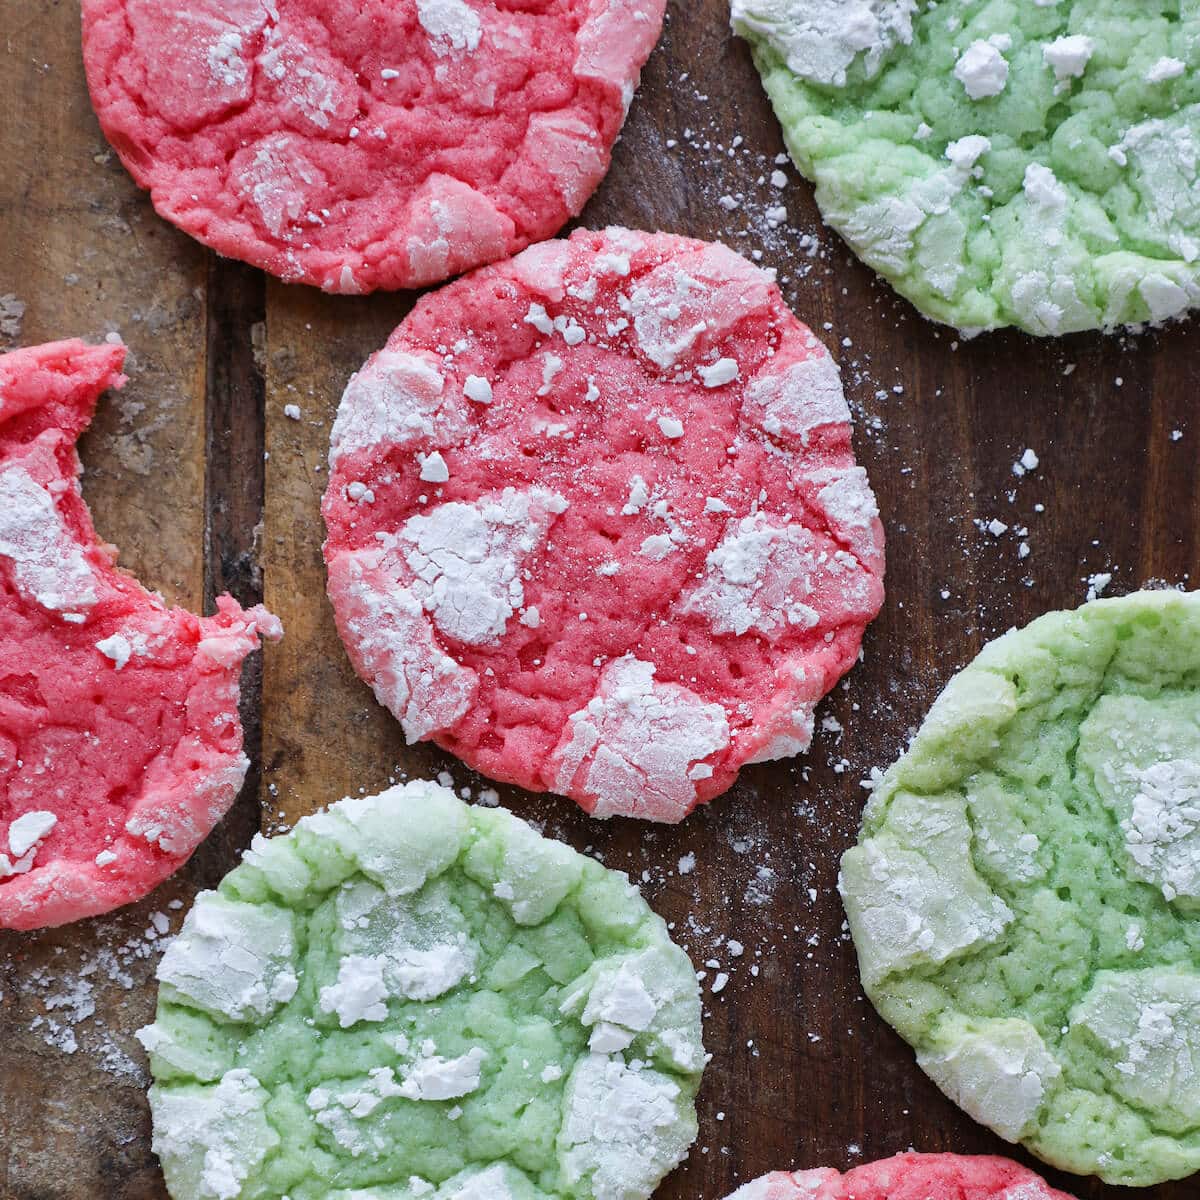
(840, 590, 1200, 1186)
(138, 782, 705, 1200)
(732, 0, 1200, 336)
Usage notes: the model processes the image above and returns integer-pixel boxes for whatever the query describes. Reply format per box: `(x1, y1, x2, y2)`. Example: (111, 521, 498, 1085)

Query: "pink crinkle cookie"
(0, 340, 281, 929)
(81, 0, 665, 293)
(724, 1154, 1079, 1200)
(322, 228, 885, 822)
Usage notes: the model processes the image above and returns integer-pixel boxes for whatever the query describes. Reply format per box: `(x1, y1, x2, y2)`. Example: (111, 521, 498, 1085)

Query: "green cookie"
(138, 782, 705, 1200)
(840, 590, 1200, 1186)
(732, 0, 1200, 336)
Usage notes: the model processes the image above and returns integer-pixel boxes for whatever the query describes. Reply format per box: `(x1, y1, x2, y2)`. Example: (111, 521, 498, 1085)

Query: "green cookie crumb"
(733, 0, 1200, 336)
(138, 782, 705, 1200)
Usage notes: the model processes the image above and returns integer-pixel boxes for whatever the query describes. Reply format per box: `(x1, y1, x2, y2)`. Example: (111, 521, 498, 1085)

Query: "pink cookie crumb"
(0, 340, 281, 929)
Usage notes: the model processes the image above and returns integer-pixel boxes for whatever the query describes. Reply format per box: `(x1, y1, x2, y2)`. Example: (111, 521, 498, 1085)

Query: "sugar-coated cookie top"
(82, 0, 665, 292)
(0, 340, 280, 929)
(323, 227, 884, 823)
(733, 0, 1200, 336)
(722, 1153, 1077, 1200)
(139, 781, 705, 1200)
(840, 590, 1200, 1185)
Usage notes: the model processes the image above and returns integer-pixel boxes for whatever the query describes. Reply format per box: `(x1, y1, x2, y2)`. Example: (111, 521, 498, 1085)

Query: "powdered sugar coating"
(141, 782, 704, 1200)
(722, 1154, 1077, 1200)
(323, 228, 885, 822)
(0, 340, 281, 929)
(81, 0, 666, 293)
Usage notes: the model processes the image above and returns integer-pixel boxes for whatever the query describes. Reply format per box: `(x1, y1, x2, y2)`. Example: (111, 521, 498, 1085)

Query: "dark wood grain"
(2, 1, 1200, 1198)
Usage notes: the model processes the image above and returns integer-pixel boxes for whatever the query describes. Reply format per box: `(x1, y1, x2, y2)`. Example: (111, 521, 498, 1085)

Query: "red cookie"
(0, 340, 281, 929)
(81, 0, 666, 293)
(323, 228, 885, 822)
(724, 1154, 1079, 1200)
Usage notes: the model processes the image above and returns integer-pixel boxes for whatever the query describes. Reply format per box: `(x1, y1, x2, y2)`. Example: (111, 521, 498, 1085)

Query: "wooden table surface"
(2, 2, 1198, 1198)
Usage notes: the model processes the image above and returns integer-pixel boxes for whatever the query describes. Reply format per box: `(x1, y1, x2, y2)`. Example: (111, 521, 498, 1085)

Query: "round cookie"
(82, 0, 666, 293)
(732, 0, 1200, 336)
(322, 227, 885, 822)
(138, 781, 705, 1200)
(840, 590, 1200, 1185)
(722, 1154, 1077, 1200)
(0, 340, 280, 929)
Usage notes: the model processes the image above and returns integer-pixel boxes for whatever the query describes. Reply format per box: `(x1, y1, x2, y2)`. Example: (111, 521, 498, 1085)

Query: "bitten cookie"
(82, 0, 665, 293)
(841, 590, 1200, 1185)
(322, 227, 884, 822)
(138, 781, 705, 1200)
(733, 0, 1200, 336)
(0, 339, 280, 928)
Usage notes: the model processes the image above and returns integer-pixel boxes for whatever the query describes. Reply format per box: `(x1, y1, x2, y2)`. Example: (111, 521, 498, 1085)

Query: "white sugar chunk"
(563, 945, 703, 1070)
(698, 358, 739, 388)
(579, 963, 658, 1052)
(401, 1045, 487, 1100)
(395, 486, 566, 646)
(0, 467, 98, 613)
(96, 633, 133, 669)
(331, 876, 475, 1005)
(415, 0, 482, 55)
(1070, 968, 1200, 1126)
(418, 450, 450, 483)
(682, 513, 870, 639)
(150, 1070, 277, 1200)
(1042, 34, 1094, 80)
(463, 375, 493, 404)
(1146, 56, 1186, 84)
(307, 782, 470, 897)
(318, 954, 390, 1028)
(559, 1056, 692, 1200)
(622, 475, 651, 514)
(524, 302, 555, 335)
(743, 353, 850, 443)
(629, 267, 710, 368)
(157, 891, 299, 1022)
(8, 810, 57, 859)
(331, 351, 461, 465)
(730, 0, 917, 87)
(955, 38, 1009, 99)
(1079, 695, 1200, 905)
(918, 1019, 1059, 1141)
(325, 552, 478, 742)
(840, 792, 1013, 987)
(443, 1166, 517, 1200)
(551, 656, 729, 821)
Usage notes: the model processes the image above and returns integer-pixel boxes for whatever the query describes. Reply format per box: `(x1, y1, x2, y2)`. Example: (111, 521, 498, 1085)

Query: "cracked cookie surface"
(139, 781, 705, 1200)
(0, 339, 280, 929)
(722, 1153, 1078, 1200)
(82, 0, 665, 292)
(840, 590, 1200, 1185)
(322, 227, 885, 823)
(733, 0, 1200, 336)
